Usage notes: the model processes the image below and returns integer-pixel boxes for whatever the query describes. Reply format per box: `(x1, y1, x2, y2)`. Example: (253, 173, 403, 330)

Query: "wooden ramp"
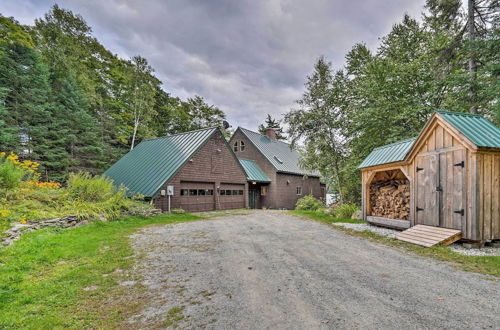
(396, 225, 461, 247)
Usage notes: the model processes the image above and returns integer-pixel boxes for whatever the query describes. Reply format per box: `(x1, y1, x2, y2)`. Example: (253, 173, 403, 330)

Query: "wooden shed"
(359, 110, 500, 243)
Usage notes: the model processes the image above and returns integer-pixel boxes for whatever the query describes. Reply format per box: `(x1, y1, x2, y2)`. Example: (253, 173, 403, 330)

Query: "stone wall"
(1, 208, 162, 247)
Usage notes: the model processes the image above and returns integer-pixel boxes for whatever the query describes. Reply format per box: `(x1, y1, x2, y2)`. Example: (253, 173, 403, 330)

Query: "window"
(261, 186, 268, 196)
(296, 186, 302, 195)
(233, 141, 239, 152)
(226, 190, 232, 195)
(206, 189, 214, 195)
(180, 189, 189, 196)
(189, 189, 198, 196)
(232, 190, 238, 195)
(238, 190, 244, 195)
(198, 189, 206, 196)
(240, 141, 245, 151)
(220, 190, 226, 195)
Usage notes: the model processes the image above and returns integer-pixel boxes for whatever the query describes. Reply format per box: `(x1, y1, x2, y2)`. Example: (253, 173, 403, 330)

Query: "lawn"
(291, 210, 500, 277)
(0, 213, 202, 329)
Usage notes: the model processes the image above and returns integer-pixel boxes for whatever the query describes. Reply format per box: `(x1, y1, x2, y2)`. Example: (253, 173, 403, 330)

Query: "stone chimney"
(265, 127, 277, 141)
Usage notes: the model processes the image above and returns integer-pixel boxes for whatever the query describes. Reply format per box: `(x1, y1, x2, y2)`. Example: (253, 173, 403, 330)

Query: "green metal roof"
(358, 137, 416, 169)
(237, 127, 320, 177)
(238, 158, 271, 182)
(104, 127, 217, 197)
(437, 110, 500, 148)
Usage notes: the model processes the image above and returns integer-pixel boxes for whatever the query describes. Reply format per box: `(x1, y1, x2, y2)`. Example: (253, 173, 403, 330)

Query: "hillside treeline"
(0, 5, 227, 181)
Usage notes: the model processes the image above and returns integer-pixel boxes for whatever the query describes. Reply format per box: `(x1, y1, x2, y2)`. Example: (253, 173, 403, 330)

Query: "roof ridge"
(238, 126, 292, 146)
(436, 110, 483, 118)
(144, 127, 217, 142)
(373, 137, 417, 150)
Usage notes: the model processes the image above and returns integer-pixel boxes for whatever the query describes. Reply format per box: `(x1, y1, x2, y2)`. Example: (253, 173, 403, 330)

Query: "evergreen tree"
(258, 114, 286, 140)
(0, 42, 61, 176)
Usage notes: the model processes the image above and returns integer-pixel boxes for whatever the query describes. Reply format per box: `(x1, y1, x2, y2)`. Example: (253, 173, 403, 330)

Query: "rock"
(351, 210, 363, 220)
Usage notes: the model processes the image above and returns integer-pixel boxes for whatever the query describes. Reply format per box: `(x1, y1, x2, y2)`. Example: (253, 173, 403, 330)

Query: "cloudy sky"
(1, 0, 425, 130)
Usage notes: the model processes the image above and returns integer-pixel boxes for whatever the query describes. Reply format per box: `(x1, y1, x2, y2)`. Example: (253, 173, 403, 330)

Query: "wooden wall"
(477, 152, 500, 241)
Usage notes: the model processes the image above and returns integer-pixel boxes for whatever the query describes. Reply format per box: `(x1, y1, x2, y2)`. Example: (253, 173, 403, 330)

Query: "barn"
(104, 127, 248, 212)
(359, 110, 500, 244)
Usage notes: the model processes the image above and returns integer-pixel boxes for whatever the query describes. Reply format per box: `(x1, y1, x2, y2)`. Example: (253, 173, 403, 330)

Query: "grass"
(291, 210, 500, 277)
(290, 210, 366, 224)
(163, 306, 185, 327)
(0, 213, 202, 329)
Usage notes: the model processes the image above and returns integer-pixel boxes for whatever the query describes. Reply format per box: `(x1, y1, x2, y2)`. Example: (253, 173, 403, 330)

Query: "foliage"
(290, 210, 366, 224)
(0, 8, 229, 181)
(258, 114, 286, 140)
(286, 1, 499, 204)
(0, 213, 201, 329)
(171, 208, 186, 214)
(0, 154, 30, 189)
(295, 195, 324, 211)
(331, 204, 359, 219)
(66, 172, 123, 203)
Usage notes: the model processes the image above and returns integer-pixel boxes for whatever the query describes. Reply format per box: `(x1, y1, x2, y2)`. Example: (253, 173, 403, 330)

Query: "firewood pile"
(369, 180, 410, 220)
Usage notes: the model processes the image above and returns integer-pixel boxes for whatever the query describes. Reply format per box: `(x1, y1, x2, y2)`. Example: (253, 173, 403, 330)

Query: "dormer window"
(240, 141, 245, 151)
(233, 141, 239, 152)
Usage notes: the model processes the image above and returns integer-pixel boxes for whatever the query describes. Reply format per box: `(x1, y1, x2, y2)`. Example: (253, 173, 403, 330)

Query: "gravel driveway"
(129, 210, 500, 329)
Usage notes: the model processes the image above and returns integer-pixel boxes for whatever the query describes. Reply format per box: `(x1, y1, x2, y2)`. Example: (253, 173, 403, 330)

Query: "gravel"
(128, 210, 500, 329)
(450, 244, 500, 256)
(332, 222, 400, 238)
(332, 222, 500, 257)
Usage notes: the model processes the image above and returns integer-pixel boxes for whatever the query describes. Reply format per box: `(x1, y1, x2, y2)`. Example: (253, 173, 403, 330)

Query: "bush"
(332, 203, 358, 219)
(0, 159, 26, 189)
(295, 195, 324, 211)
(171, 208, 185, 214)
(66, 172, 125, 202)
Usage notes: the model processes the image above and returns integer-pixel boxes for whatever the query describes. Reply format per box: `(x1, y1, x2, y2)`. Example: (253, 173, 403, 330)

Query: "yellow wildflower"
(19, 218, 27, 224)
(0, 209, 11, 217)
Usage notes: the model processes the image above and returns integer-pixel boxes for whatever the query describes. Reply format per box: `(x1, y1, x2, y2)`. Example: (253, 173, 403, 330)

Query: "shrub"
(0, 159, 26, 189)
(295, 195, 324, 211)
(66, 172, 124, 202)
(332, 203, 359, 219)
(171, 208, 185, 214)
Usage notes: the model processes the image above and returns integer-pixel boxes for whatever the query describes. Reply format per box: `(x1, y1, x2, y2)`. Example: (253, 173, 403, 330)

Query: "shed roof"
(436, 110, 500, 148)
(238, 158, 271, 182)
(104, 127, 217, 197)
(358, 137, 416, 169)
(237, 127, 320, 177)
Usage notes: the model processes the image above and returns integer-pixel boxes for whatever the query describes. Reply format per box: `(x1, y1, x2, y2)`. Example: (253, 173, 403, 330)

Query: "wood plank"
(483, 153, 492, 239)
(452, 149, 465, 231)
(428, 128, 436, 151)
(367, 216, 410, 229)
(493, 154, 500, 238)
(411, 225, 461, 235)
(444, 130, 453, 148)
(396, 225, 461, 247)
(435, 125, 444, 149)
(478, 154, 484, 241)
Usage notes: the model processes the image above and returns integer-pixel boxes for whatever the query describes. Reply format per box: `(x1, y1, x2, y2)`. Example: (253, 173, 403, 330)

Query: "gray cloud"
(1, 0, 425, 130)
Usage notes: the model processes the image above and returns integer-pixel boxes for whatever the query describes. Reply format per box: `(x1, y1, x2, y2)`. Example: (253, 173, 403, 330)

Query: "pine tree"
(0, 43, 55, 168)
(258, 114, 286, 140)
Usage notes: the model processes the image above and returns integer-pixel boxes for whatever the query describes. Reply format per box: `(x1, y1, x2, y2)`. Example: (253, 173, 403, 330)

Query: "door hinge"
(416, 207, 424, 212)
(454, 209, 464, 216)
(416, 167, 424, 172)
(454, 161, 464, 168)
(436, 185, 443, 192)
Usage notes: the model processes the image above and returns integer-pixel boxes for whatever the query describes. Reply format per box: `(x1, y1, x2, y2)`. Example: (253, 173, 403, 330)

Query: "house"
(359, 110, 500, 244)
(230, 127, 325, 209)
(104, 127, 248, 212)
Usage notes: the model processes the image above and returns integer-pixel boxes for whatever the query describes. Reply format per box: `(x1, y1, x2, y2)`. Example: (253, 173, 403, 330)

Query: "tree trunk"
(130, 115, 139, 151)
(468, 0, 477, 114)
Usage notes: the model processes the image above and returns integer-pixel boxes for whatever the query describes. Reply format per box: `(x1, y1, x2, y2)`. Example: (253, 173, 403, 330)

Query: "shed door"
(416, 154, 439, 226)
(438, 149, 466, 231)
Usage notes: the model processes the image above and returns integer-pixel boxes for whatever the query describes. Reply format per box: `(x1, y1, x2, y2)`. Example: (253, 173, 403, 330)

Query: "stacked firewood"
(369, 180, 410, 220)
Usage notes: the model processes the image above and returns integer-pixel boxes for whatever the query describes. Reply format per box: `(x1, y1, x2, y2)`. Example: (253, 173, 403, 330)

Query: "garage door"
(178, 181, 215, 212)
(219, 183, 245, 209)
